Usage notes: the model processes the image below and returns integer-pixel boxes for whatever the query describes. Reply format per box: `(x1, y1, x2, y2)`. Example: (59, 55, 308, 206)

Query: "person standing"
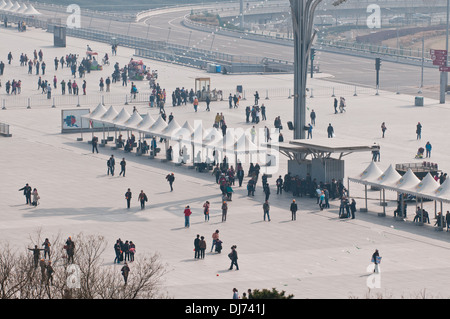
(310, 109, 316, 126)
(121, 262, 130, 285)
(264, 184, 270, 201)
(184, 205, 192, 228)
(290, 199, 298, 221)
(109, 155, 115, 176)
(28, 245, 44, 268)
(42, 238, 51, 259)
(19, 183, 32, 205)
(199, 236, 206, 259)
(46, 261, 54, 286)
(129, 241, 136, 262)
(446, 211, 450, 232)
(205, 94, 211, 111)
(381, 122, 386, 138)
(119, 158, 126, 177)
(425, 141, 432, 158)
(350, 198, 357, 219)
(228, 245, 239, 270)
(211, 229, 219, 252)
(333, 97, 338, 114)
(307, 123, 313, 139)
(233, 288, 239, 299)
(166, 173, 175, 191)
(91, 136, 99, 153)
(221, 201, 228, 222)
(261, 103, 266, 121)
(203, 201, 210, 222)
(65, 237, 75, 264)
(237, 164, 244, 187)
(327, 123, 334, 138)
(194, 234, 200, 259)
(31, 188, 40, 206)
(254, 91, 259, 105)
(138, 190, 148, 210)
(263, 200, 271, 221)
(416, 122, 422, 140)
(276, 175, 283, 194)
(125, 188, 132, 209)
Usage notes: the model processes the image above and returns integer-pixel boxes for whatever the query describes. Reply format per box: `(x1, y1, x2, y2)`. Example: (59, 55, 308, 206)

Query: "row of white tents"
(349, 161, 450, 218)
(0, 0, 41, 15)
(81, 104, 269, 163)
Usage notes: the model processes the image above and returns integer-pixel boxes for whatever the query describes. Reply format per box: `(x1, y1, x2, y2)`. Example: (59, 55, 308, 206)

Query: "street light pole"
(440, 0, 449, 103)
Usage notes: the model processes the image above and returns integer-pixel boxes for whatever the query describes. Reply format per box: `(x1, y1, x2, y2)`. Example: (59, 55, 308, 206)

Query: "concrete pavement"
(1, 26, 450, 299)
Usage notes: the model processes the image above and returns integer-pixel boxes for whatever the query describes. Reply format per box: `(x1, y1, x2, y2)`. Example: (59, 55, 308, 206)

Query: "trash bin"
(415, 96, 424, 106)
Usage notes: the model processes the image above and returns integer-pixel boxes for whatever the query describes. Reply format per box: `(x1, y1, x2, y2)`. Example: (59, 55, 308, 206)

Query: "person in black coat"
(228, 245, 239, 270)
(194, 234, 201, 259)
(125, 188, 132, 209)
(19, 183, 32, 205)
(290, 200, 298, 221)
(119, 158, 126, 177)
(350, 199, 357, 219)
(92, 136, 99, 153)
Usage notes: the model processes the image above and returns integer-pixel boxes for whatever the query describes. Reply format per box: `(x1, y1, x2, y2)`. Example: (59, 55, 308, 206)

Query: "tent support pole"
(360, 184, 368, 212)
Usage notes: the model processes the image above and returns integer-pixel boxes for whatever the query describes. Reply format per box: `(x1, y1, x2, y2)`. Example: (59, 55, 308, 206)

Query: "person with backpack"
(138, 190, 148, 210)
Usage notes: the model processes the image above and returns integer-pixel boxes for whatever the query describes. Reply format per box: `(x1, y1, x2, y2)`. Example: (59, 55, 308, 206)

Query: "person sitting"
(116, 134, 124, 148)
(124, 139, 132, 153)
(415, 147, 424, 159)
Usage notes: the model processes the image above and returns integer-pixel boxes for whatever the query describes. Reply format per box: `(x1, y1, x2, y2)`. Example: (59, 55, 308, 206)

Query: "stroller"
(415, 147, 424, 159)
(215, 240, 223, 254)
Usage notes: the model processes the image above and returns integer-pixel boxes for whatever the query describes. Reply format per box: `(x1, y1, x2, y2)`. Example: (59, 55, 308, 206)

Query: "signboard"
(439, 66, 450, 72)
(431, 49, 448, 68)
(62, 109, 91, 131)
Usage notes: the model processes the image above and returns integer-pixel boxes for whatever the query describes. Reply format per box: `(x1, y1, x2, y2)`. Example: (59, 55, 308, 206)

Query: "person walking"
(31, 188, 40, 207)
(46, 261, 54, 286)
(125, 188, 132, 209)
(119, 158, 126, 177)
(19, 183, 32, 205)
(166, 173, 175, 191)
(211, 229, 219, 252)
(333, 97, 338, 114)
(381, 122, 386, 138)
(221, 201, 228, 222)
(109, 155, 115, 176)
(290, 199, 298, 221)
(307, 123, 313, 139)
(184, 205, 192, 228)
(129, 241, 136, 262)
(228, 245, 239, 270)
(138, 190, 148, 210)
(263, 200, 271, 221)
(264, 184, 270, 201)
(121, 262, 130, 285)
(371, 249, 381, 273)
(194, 234, 201, 259)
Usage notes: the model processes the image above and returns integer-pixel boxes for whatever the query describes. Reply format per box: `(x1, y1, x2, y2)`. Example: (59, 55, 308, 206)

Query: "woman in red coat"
(184, 205, 192, 228)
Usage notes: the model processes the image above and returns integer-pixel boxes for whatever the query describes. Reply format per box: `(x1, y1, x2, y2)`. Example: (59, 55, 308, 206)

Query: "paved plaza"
(2, 26, 450, 299)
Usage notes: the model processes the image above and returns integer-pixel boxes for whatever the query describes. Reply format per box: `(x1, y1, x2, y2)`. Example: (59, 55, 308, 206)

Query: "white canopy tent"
(10, 1, 20, 12)
(349, 163, 450, 222)
(0, 0, 8, 10)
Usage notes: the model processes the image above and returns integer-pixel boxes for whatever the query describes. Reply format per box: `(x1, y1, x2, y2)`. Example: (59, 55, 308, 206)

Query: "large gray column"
(290, 0, 322, 139)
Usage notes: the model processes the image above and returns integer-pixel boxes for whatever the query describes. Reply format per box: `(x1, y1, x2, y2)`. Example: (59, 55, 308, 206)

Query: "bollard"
(310, 88, 314, 98)
(27, 98, 31, 109)
(125, 95, 128, 105)
(102, 95, 105, 105)
(331, 87, 335, 97)
(52, 97, 56, 108)
(396, 86, 400, 95)
(265, 89, 269, 100)
(77, 96, 80, 107)
(288, 88, 291, 99)
(242, 90, 246, 100)
(353, 86, 357, 97)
